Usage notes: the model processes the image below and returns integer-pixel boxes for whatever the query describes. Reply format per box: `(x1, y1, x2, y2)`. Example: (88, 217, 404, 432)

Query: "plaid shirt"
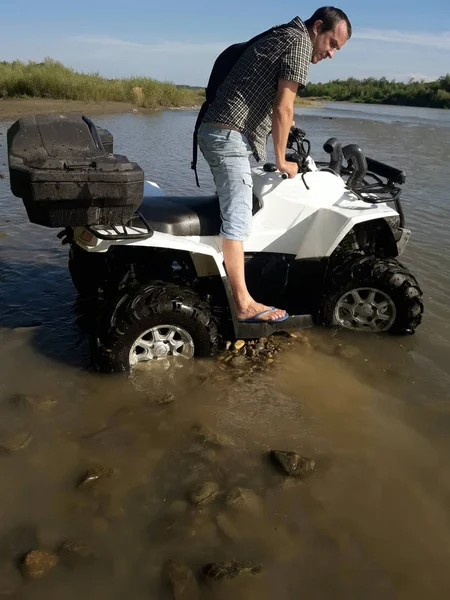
(204, 17, 312, 162)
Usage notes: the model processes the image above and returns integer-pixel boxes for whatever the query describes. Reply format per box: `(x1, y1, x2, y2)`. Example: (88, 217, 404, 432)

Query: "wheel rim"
(334, 287, 396, 332)
(129, 325, 195, 365)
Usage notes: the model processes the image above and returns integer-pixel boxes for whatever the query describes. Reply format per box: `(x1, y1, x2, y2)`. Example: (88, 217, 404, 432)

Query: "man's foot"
(237, 302, 287, 322)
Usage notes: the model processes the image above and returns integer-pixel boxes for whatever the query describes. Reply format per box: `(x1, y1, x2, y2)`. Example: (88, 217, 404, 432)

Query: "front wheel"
(90, 282, 218, 372)
(322, 256, 423, 334)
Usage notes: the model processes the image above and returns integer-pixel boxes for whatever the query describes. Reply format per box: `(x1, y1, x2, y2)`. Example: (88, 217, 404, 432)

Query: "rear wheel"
(323, 256, 423, 334)
(90, 282, 218, 372)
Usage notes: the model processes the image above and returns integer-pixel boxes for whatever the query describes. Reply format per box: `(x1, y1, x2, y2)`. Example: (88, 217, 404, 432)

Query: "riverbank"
(0, 98, 200, 120)
(0, 97, 322, 120)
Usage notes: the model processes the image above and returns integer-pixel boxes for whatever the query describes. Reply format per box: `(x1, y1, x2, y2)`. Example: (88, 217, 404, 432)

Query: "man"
(197, 7, 351, 322)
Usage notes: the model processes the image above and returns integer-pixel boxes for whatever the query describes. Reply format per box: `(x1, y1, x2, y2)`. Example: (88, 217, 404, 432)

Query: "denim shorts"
(198, 122, 253, 241)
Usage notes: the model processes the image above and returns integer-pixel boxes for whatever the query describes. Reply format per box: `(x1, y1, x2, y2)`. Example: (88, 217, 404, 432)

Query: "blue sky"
(1, 0, 449, 85)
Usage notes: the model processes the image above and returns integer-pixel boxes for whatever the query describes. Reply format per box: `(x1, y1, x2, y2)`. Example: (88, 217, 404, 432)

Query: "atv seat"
(132, 193, 261, 237)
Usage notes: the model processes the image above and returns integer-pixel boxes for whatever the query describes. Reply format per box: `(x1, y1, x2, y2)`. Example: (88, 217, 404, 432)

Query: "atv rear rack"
(85, 211, 154, 241)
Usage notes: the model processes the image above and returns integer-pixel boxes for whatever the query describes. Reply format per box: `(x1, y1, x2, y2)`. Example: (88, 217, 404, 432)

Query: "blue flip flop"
(238, 307, 289, 323)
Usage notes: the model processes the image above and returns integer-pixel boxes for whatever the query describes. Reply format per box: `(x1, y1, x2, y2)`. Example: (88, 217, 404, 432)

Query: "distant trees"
(302, 75, 450, 109)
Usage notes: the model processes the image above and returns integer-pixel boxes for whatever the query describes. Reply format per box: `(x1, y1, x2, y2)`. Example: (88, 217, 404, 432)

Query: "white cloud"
(407, 73, 440, 83)
(354, 29, 450, 50)
(68, 35, 226, 56)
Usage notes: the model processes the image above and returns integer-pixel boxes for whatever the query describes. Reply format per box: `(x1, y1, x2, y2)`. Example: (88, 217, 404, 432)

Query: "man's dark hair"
(304, 6, 352, 39)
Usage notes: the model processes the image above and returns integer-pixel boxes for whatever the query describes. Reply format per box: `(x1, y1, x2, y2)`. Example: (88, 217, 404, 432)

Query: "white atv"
(7, 116, 423, 372)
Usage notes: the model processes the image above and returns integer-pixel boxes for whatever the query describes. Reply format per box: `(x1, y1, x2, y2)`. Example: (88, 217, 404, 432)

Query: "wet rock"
(156, 392, 176, 405)
(295, 333, 309, 344)
(58, 540, 94, 567)
(0, 563, 22, 596)
(225, 341, 232, 351)
(77, 467, 114, 488)
(6, 393, 57, 412)
(7, 394, 34, 411)
(202, 560, 262, 580)
(189, 482, 219, 506)
(230, 356, 247, 368)
(270, 451, 315, 478)
(335, 344, 360, 359)
(191, 424, 229, 448)
(0, 430, 32, 452)
(22, 550, 58, 579)
(35, 396, 58, 411)
(254, 343, 265, 352)
(216, 513, 241, 542)
(166, 561, 199, 600)
(233, 340, 245, 351)
(189, 445, 216, 464)
(225, 488, 264, 516)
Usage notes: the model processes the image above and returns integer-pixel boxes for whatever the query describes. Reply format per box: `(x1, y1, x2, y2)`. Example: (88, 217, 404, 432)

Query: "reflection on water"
(0, 104, 450, 598)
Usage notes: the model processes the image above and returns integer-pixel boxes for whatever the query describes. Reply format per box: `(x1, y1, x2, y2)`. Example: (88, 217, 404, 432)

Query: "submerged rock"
(202, 560, 262, 580)
(335, 344, 360, 359)
(230, 356, 247, 368)
(155, 392, 176, 405)
(0, 431, 32, 452)
(225, 488, 264, 516)
(191, 424, 229, 448)
(77, 467, 114, 488)
(189, 482, 219, 506)
(58, 540, 94, 567)
(22, 550, 58, 579)
(270, 450, 315, 478)
(166, 561, 199, 600)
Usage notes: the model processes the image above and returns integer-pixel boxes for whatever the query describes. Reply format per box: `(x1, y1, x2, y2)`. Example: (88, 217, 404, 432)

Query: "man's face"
(311, 19, 349, 64)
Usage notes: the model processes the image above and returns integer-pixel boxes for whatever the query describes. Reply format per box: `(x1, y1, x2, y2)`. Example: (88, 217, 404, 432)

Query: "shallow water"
(0, 103, 449, 598)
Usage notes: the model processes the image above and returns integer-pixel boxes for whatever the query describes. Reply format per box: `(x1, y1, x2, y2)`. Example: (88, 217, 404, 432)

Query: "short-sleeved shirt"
(203, 17, 312, 162)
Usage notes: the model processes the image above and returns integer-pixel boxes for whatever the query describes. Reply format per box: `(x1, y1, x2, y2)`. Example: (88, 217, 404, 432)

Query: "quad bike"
(7, 114, 423, 372)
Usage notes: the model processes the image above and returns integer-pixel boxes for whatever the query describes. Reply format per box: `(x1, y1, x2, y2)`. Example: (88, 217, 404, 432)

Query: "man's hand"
(276, 160, 298, 179)
(272, 79, 299, 177)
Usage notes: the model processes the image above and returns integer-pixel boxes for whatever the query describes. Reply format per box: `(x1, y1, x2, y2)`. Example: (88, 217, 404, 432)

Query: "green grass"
(0, 58, 203, 109)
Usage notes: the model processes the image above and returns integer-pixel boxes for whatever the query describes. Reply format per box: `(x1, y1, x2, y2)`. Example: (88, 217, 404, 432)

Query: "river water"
(0, 103, 449, 599)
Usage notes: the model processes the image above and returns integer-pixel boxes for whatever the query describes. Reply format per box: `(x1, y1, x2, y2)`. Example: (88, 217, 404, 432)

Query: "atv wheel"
(323, 256, 423, 334)
(91, 282, 218, 372)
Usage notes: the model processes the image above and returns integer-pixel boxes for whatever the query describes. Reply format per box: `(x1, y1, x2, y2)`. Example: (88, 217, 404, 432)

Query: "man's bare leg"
(222, 238, 286, 321)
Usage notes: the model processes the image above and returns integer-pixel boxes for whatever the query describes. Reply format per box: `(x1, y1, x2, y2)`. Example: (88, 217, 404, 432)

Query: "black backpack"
(191, 22, 290, 186)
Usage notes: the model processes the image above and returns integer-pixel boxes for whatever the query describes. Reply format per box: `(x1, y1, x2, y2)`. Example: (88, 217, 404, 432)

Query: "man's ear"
(314, 19, 324, 35)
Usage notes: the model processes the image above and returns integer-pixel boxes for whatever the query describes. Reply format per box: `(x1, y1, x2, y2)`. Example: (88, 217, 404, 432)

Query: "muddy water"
(0, 104, 450, 599)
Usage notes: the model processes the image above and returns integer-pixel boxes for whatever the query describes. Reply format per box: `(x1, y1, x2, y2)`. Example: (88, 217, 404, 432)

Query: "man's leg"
(222, 239, 285, 321)
(198, 124, 286, 321)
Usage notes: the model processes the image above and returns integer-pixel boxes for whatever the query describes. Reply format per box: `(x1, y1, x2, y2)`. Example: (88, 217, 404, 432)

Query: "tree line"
(302, 75, 450, 109)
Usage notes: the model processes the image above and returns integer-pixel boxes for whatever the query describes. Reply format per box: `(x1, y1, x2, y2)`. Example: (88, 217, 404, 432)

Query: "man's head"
(304, 6, 351, 64)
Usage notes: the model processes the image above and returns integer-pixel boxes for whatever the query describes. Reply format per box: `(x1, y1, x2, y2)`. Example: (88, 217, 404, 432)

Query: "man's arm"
(272, 79, 299, 178)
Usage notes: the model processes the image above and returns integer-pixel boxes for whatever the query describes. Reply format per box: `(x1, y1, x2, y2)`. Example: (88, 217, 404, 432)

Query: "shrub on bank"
(302, 75, 450, 109)
(0, 58, 202, 108)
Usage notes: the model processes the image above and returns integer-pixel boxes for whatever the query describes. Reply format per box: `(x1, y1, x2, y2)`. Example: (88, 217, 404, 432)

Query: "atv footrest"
(236, 315, 313, 339)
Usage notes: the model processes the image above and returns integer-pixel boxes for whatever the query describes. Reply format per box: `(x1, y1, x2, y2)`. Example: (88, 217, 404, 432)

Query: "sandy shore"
(0, 97, 323, 121)
(0, 98, 198, 120)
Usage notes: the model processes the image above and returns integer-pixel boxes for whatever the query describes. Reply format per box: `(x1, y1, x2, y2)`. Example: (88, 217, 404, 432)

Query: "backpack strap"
(191, 100, 209, 187)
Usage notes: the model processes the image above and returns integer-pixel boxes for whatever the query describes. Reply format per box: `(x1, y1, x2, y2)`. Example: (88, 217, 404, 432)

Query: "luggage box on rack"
(7, 114, 144, 227)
